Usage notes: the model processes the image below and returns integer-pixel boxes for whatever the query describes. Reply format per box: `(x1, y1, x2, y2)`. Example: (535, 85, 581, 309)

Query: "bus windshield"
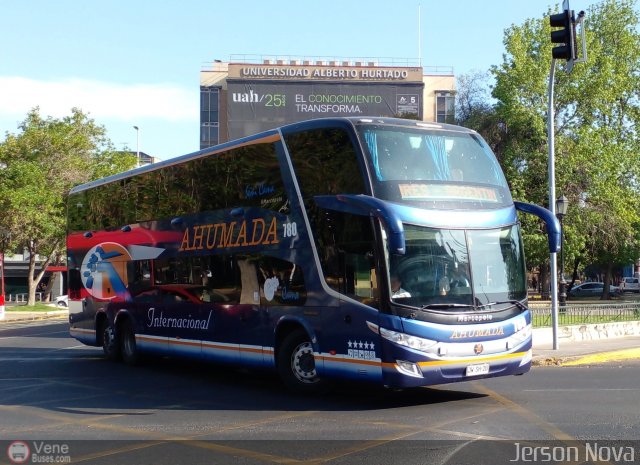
(358, 125, 512, 209)
(388, 224, 527, 309)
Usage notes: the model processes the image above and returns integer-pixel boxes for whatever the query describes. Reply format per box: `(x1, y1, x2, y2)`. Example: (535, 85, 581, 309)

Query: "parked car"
(55, 295, 68, 307)
(619, 277, 640, 293)
(133, 285, 231, 304)
(567, 282, 621, 298)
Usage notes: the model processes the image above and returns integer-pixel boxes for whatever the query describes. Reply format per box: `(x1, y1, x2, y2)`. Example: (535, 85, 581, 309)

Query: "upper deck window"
(284, 127, 367, 202)
(359, 125, 512, 209)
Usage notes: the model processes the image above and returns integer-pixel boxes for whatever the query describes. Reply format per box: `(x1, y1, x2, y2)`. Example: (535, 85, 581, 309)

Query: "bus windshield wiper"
(421, 303, 475, 310)
(478, 300, 527, 311)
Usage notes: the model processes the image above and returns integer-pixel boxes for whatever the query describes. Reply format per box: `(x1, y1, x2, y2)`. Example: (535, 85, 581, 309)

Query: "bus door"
(195, 255, 242, 365)
(234, 257, 267, 367)
(129, 260, 211, 356)
(323, 234, 382, 381)
(334, 260, 383, 383)
(135, 255, 234, 361)
(236, 255, 308, 368)
(305, 203, 384, 381)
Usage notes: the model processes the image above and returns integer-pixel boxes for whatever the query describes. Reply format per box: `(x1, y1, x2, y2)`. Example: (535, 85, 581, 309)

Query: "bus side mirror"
(314, 194, 406, 255)
(514, 201, 561, 253)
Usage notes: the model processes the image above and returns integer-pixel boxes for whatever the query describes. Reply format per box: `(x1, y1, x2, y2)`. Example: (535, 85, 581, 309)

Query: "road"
(0, 320, 639, 464)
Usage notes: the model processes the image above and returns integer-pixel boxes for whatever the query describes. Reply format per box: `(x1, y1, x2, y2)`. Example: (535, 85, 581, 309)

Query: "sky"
(1, 0, 566, 161)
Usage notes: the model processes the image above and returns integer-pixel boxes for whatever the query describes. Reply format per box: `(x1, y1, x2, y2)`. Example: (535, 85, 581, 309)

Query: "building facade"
(200, 56, 455, 149)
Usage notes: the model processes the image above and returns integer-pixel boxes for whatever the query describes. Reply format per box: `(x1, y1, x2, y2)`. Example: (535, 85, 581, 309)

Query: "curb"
(558, 347, 640, 366)
(532, 346, 640, 367)
(532, 356, 570, 367)
(0, 310, 69, 323)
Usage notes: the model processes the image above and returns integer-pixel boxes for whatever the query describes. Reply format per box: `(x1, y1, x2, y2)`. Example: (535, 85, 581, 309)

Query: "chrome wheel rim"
(291, 341, 318, 384)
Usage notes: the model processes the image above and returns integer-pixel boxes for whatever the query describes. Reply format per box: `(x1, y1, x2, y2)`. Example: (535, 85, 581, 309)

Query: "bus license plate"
(465, 363, 490, 376)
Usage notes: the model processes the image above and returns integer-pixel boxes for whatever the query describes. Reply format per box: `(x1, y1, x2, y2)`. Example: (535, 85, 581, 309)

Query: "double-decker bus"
(67, 117, 559, 391)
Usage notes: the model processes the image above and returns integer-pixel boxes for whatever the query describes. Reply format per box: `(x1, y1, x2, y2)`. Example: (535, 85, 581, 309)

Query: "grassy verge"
(6, 303, 63, 312)
(532, 313, 639, 327)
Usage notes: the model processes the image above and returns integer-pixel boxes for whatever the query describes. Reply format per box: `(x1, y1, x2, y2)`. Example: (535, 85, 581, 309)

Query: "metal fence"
(529, 302, 640, 327)
(6, 293, 46, 303)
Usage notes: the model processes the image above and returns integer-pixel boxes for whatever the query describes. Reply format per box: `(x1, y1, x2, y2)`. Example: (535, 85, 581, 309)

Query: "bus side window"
(284, 127, 366, 199)
(128, 260, 152, 296)
(310, 208, 379, 309)
(254, 255, 306, 306)
(68, 267, 82, 299)
(202, 255, 241, 304)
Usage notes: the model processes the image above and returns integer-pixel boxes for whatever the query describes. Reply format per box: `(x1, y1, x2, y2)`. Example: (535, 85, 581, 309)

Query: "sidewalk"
(0, 308, 69, 322)
(532, 334, 640, 366)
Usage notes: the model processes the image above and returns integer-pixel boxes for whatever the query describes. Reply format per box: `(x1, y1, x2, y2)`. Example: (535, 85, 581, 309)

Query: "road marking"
(305, 399, 509, 463)
(562, 348, 640, 366)
(473, 383, 619, 465)
(65, 441, 166, 464)
(473, 383, 574, 441)
(1, 400, 319, 464)
(52, 344, 90, 351)
(70, 411, 320, 464)
(1, 329, 70, 338)
(524, 388, 640, 392)
(306, 431, 457, 465)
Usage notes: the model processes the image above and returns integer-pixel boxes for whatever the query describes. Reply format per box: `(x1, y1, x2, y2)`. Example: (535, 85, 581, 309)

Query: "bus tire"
(120, 319, 139, 366)
(100, 320, 120, 361)
(277, 329, 324, 393)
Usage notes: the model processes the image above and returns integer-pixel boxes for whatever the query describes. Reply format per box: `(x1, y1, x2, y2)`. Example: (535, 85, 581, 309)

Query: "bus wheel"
(101, 321, 120, 361)
(277, 329, 324, 392)
(120, 319, 139, 366)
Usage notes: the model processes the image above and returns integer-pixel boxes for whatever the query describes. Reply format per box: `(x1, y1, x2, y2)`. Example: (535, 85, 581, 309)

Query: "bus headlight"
(395, 360, 423, 378)
(380, 327, 438, 353)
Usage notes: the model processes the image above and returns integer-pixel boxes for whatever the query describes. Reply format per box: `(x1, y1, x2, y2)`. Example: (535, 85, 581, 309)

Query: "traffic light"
(550, 9, 577, 61)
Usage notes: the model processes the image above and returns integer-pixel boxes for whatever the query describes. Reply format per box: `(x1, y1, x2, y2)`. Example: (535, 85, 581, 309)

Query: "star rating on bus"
(348, 340, 375, 351)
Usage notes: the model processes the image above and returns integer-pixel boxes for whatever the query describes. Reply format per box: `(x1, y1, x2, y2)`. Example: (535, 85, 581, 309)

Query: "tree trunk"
(602, 261, 613, 300)
(43, 276, 54, 302)
(27, 247, 38, 306)
(26, 240, 57, 306)
(539, 262, 549, 300)
(568, 257, 581, 293)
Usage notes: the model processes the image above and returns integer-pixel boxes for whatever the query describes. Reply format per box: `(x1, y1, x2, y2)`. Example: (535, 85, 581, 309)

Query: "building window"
(201, 123, 219, 147)
(436, 91, 455, 124)
(200, 86, 221, 149)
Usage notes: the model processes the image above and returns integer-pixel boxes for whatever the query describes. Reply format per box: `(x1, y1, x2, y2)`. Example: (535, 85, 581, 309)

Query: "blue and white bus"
(67, 117, 559, 391)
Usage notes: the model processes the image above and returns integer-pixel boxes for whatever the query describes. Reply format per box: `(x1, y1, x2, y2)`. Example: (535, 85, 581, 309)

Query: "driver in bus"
(391, 274, 411, 298)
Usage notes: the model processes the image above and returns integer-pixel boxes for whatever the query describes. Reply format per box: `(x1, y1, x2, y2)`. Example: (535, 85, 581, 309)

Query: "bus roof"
(69, 117, 478, 195)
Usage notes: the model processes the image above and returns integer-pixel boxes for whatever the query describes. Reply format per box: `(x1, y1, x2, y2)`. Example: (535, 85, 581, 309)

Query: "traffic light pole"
(548, 0, 585, 351)
(547, 58, 560, 350)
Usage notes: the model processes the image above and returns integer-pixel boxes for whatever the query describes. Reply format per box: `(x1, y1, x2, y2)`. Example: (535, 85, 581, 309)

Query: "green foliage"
(0, 107, 137, 304)
(482, 0, 640, 281)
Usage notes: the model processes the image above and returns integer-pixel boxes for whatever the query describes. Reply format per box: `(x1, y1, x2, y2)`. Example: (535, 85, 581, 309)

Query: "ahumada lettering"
(450, 327, 505, 339)
(179, 218, 279, 251)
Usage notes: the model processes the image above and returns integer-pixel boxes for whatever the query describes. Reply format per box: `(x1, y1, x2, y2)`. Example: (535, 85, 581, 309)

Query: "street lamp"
(133, 126, 140, 164)
(556, 195, 569, 307)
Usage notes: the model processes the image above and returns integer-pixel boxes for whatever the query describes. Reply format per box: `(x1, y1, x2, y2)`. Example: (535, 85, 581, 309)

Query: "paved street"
(0, 319, 639, 464)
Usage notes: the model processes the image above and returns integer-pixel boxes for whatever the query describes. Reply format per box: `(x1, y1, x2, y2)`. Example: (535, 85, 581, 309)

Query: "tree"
(455, 70, 513, 167)
(456, 70, 493, 123)
(0, 108, 137, 305)
(491, 0, 640, 298)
